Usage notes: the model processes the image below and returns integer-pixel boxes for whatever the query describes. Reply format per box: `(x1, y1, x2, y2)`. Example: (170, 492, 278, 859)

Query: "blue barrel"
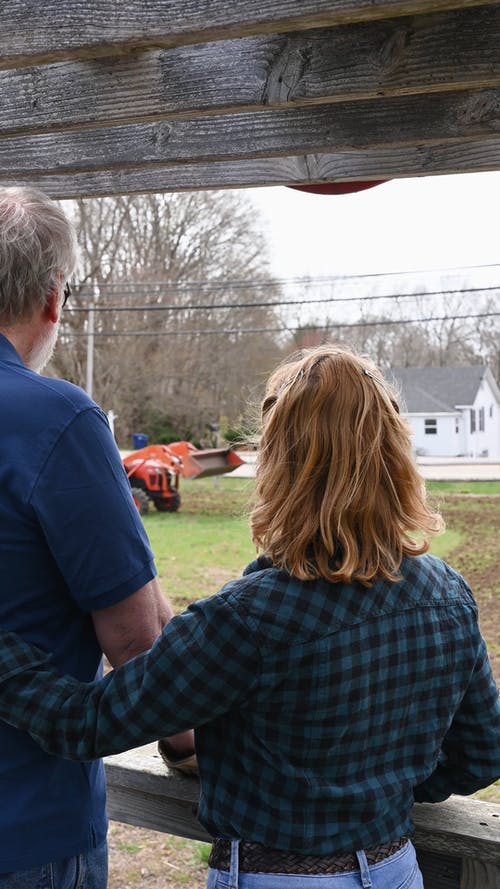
(132, 433, 149, 449)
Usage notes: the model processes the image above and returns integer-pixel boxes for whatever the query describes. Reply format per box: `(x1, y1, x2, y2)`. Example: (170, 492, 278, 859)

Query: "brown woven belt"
(208, 836, 408, 875)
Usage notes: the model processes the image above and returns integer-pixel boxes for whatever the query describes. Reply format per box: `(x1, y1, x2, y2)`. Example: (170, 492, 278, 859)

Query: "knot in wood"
(458, 90, 500, 133)
(150, 121, 172, 149)
(263, 36, 312, 105)
(379, 27, 409, 74)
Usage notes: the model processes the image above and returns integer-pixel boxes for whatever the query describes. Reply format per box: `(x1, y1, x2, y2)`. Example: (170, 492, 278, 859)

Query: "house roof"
(389, 365, 490, 413)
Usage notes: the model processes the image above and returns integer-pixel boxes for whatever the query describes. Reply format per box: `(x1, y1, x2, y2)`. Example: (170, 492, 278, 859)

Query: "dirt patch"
(436, 496, 500, 683)
(202, 565, 236, 587)
(108, 823, 208, 889)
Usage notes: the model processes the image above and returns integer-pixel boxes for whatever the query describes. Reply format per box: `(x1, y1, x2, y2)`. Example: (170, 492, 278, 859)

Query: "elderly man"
(0, 187, 192, 889)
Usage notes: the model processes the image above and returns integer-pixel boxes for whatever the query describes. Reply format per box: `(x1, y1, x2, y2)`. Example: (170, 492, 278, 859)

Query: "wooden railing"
(104, 744, 500, 889)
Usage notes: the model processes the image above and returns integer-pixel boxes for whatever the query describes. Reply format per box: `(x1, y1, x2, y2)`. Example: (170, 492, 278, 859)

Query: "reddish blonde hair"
(250, 344, 443, 585)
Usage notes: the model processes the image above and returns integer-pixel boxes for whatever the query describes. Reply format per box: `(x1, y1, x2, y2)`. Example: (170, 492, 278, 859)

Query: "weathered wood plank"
(106, 782, 209, 841)
(2, 6, 500, 136)
(413, 798, 500, 863)
(3, 138, 500, 199)
(1, 88, 500, 177)
(105, 744, 210, 842)
(105, 745, 200, 806)
(461, 857, 500, 889)
(0, 0, 494, 69)
(416, 850, 462, 889)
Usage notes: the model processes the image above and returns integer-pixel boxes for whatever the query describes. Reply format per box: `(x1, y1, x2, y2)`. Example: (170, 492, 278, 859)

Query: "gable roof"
(389, 365, 490, 413)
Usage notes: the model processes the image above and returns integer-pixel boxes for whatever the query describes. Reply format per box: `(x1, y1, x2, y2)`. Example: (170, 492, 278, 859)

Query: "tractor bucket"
(164, 442, 245, 479)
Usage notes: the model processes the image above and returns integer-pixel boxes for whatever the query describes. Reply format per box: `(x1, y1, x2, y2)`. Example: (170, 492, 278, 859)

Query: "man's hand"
(158, 737, 198, 776)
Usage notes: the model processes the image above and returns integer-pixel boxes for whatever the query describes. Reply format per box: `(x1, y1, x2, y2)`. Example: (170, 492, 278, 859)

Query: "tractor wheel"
(131, 488, 150, 515)
(154, 494, 180, 513)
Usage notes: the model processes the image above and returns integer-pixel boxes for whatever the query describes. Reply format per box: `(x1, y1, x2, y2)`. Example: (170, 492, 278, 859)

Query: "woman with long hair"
(0, 344, 498, 889)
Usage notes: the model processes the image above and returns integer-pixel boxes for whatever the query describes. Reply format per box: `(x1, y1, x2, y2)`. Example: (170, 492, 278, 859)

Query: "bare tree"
(285, 299, 488, 373)
(475, 297, 500, 383)
(48, 192, 283, 444)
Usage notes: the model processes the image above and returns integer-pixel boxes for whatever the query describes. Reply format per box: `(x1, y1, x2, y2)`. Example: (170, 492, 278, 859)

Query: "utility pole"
(86, 284, 98, 398)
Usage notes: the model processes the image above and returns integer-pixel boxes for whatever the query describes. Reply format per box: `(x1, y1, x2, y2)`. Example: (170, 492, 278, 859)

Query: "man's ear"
(42, 286, 60, 323)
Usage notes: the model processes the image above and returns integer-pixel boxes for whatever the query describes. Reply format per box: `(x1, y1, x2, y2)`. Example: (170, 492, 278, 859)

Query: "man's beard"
(26, 322, 60, 372)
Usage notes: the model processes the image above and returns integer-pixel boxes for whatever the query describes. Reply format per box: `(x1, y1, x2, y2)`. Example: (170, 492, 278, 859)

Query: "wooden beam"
(416, 851, 462, 889)
(105, 744, 210, 842)
(412, 798, 500, 863)
(0, 1, 494, 69)
(1, 88, 499, 177)
(2, 6, 500, 137)
(2, 139, 500, 199)
(460, 857, 500, 889)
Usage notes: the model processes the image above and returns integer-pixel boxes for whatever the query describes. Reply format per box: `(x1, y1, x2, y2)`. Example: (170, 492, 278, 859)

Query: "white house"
(389, 366, 500, 459)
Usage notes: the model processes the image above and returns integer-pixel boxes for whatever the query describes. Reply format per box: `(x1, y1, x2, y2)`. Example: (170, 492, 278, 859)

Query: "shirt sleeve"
(414, 631, 500, 802)
(29, 407, 156, 610)
(0, 591, 260, 760)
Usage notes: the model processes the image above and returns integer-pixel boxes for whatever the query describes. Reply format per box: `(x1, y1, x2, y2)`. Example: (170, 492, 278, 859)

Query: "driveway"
(232, 453, 500, 482)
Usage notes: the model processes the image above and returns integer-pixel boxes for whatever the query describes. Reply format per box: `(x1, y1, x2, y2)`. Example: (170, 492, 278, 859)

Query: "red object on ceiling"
(288, 181, 387, 195)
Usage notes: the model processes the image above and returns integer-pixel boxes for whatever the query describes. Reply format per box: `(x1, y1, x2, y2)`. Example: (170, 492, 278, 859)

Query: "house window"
(424, 418, 437, 435)
(455, 418, 459, 434)
(490, 404, 494, 418)
(479, 407, 485, 432)
(470, 410, 476, 433)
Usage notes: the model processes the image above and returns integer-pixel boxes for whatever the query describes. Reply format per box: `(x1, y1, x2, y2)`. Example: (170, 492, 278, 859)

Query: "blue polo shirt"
(0, 333, 156, 871)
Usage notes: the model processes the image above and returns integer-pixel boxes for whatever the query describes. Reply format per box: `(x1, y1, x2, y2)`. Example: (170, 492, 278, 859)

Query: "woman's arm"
(0, 593, 259, 760)
(414, 633, 500, 801)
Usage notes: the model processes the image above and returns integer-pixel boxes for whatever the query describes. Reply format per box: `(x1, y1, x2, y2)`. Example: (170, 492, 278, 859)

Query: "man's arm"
(30, 407, 195, 760)
(92, 577, 195, 761)
(91, 577, 173, 668)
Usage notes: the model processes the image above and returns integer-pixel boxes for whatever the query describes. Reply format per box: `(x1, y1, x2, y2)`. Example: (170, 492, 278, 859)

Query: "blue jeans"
(207, 840, 423, 889)
(0, 843, 108, 889)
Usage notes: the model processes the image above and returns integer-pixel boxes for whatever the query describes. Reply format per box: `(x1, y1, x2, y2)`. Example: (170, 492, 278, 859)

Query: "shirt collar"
(0, 333, 25, 367)
(243, 556, 274, 577)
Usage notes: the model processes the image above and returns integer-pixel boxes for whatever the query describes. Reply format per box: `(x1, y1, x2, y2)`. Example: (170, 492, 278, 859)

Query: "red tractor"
(122, 441, 244, 514)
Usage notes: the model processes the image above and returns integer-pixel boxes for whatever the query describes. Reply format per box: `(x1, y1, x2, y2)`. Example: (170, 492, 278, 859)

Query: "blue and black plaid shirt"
(0, 553, 498, 854)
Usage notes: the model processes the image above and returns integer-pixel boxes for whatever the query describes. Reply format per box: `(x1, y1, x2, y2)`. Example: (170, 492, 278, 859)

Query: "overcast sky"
(246, 171, 500, 282)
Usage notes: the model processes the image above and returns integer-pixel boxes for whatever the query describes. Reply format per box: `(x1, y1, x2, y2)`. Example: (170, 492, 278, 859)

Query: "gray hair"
(0, 187, 78, 325)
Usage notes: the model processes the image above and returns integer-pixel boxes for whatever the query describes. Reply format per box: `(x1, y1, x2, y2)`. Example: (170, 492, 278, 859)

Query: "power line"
(69, 284, 500, 313)
(76, 261, 500, 291)
(62, 310, 500, 338)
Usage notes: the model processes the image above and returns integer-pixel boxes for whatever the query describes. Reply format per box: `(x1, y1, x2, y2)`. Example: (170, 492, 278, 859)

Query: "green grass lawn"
(142, 478, 255, 610)
(426, 480, 500, 495)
